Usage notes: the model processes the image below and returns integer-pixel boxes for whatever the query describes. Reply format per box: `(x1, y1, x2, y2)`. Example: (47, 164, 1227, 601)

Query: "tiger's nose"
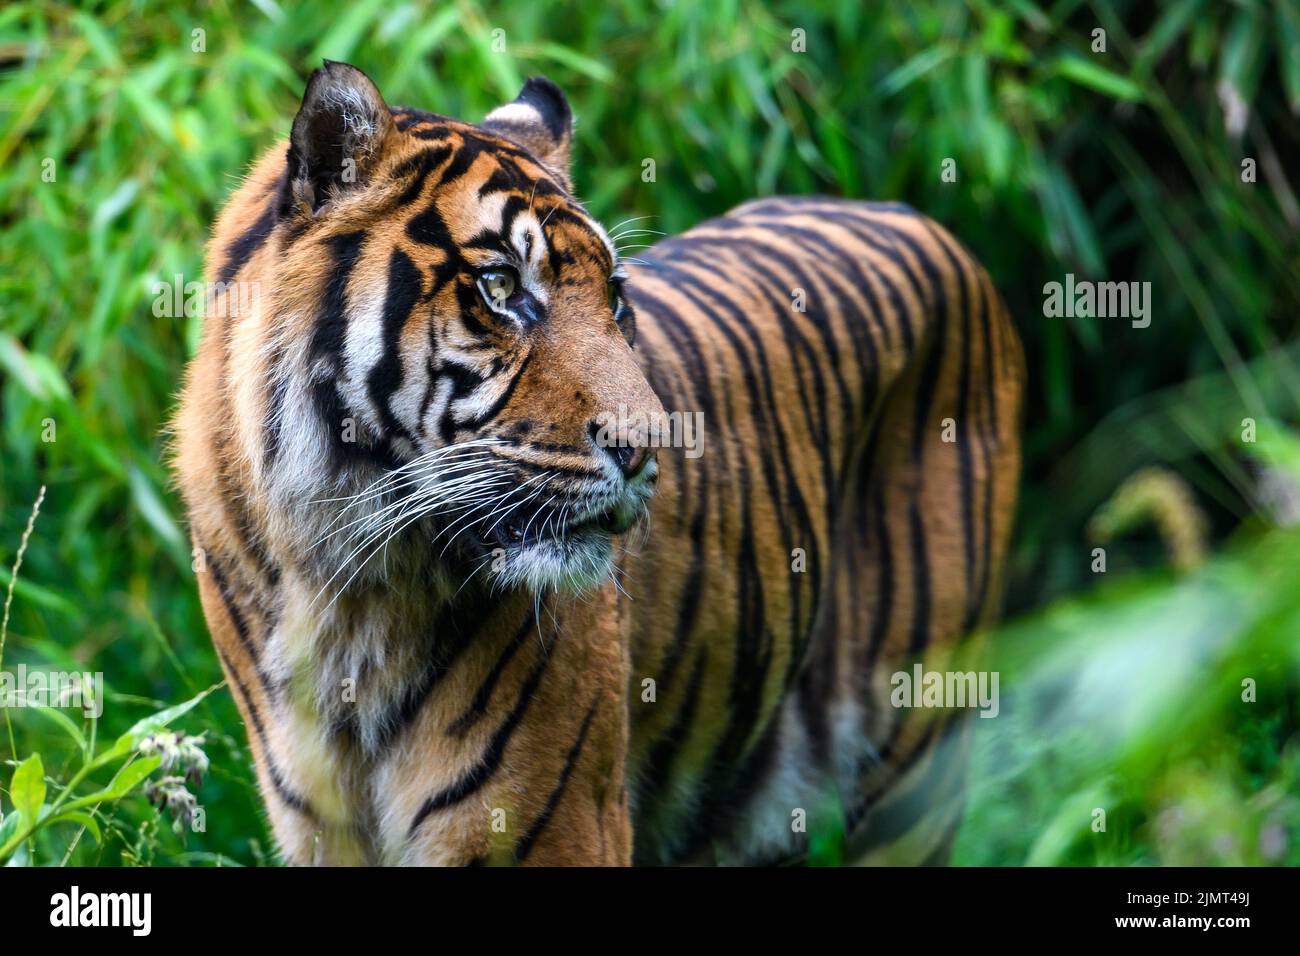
(592, 423, 655, 478)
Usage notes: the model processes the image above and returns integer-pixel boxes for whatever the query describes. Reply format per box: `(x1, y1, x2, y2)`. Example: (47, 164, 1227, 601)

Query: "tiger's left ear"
(482, 77, 574, 191)
(288, 61, 395, 213)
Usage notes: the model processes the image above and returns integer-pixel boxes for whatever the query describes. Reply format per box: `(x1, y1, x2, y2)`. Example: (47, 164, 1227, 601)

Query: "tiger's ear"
(482, 77, 574, 191)
(287, 60, 394, 213)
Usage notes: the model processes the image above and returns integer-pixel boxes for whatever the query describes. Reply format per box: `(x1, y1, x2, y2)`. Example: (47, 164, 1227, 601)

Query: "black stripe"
(217, 178, 281, 284)
(846, 715, 967, 848)
(211, 430, 281, 591)
(906, 499, 931, 658)
(514, 698, 600, 862)
(206, 555, 257, 661)
(696, 214, 889, 374)
(668, 235, 841, 515)
(932, 229, 977, 630)
(671, 708, 783, 864)
(797, 618, 835, 770)
(205, 550, 283, 699)
(644, 259, 795, 539)
(863, 482, 895, 672)
(445, 611, 535, 736)
(365, 248, 422, 443)
(213, 644, 313, 819)
(926, 222, 996, 633)
(312, 378, 404, 478)
(262, 338, 290, 468)
(408, 637, 554, 837)
(461, 350, 532, 429)
(308, 230, 367, 363)
(649, 500, 708, 691)
(647, 259, 819, 655)
(394, 144, 452, 206)
(636, 646, 708, 822)
(370, 589, 499, 753)
(971, 272, 1001, 626)
(772, 203, 937, 352)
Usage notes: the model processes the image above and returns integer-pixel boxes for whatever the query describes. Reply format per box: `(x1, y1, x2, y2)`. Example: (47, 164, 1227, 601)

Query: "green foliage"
(956, 521, 1300, 865)
(0, 677, 215, 866)
(0, 0, 1296, 865)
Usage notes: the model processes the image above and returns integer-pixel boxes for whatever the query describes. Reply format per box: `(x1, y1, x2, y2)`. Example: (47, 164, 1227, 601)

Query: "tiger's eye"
(481, 270, 516, 306)
(608, 280, 622, 317)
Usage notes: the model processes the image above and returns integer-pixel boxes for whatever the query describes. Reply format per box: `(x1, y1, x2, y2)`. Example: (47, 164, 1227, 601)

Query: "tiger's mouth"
(483, 503, 638, 549)
(403, 449, 658, 593)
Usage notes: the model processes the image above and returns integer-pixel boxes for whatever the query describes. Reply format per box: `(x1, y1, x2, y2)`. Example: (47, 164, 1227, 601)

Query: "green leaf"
(1042, 159, 1106, 279)
(1024, 781, 1114, 865)
(0, 333, 72, 403)
(10, 754, 45, 825)
(111, 682, 219, 756)
(70, 11, 124, 69)
(1135, 0, 1202, 76)
(99, 755, 162, 801)
(0, 808, 21, 847)
(880, 45, 955, 95)
(5, 841, 30, 867)
(125, 464, 186, 555)
(50, 810, 101, 844)
(28, 706, 88, 755)
(388, 6, 463, 92)
(90, 178, 141, 233)
(0, 568, 81, 620)
(1053, 55, 1144, 102)
(1276, 4, 1300, 114)
(528, 42, 615, 84)
(308, 0, 386, 65)
(1240, 418, 1300, 482)
(1002, 0, 1052, 33)
(1218, 6, 1267, 112)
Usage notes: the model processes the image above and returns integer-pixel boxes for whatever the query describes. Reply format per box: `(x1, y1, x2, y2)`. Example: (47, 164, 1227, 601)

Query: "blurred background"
(0, 0, 1297, 866)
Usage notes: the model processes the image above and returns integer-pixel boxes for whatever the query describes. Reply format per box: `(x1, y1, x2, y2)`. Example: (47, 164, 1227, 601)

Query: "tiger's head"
(242, 62, 665, 595)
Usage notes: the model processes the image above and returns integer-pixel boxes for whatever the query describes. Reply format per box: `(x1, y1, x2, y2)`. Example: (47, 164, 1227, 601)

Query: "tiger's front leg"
(373, 587, 635, 866)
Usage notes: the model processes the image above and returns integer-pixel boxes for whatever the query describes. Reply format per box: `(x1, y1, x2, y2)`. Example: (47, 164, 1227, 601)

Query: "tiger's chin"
(488, 532, 615, 593)
(474, 501, 645, 594)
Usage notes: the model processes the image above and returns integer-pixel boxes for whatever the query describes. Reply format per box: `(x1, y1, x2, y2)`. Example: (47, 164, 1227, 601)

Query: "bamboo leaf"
(1053, 55, 1144, 102)
(97, 755, 162, 801)
(880, 45, 955, 95)
(10, 754, 45, 825)
(110, 683, 220, 756)
(1277, 4, 1300, 114)
(27, 706, 88, 755)
(50, 810, 101, 844)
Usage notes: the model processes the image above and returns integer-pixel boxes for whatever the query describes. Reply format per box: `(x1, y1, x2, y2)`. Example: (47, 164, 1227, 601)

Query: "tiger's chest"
(261, 582, 454, 861)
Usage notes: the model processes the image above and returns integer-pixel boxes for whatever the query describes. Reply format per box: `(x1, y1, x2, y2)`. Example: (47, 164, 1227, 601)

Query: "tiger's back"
(624, 197, 1024, 864)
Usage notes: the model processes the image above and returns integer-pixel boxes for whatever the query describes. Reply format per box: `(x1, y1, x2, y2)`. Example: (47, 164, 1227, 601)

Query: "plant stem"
(0, 485, 45, 809)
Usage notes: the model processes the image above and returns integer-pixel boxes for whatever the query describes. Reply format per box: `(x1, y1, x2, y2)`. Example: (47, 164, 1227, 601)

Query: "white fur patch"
(483, 102, 544, 127)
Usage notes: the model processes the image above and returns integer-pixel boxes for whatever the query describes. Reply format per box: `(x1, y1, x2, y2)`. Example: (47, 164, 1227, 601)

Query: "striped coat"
(173, 61, 1023, 865)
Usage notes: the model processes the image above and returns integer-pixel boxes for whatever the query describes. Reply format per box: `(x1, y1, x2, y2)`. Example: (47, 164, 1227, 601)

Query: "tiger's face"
(264, 63, 665, 593)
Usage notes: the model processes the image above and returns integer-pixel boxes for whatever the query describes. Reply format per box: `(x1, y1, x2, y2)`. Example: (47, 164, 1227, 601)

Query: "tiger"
(172, 60, 1024, 866)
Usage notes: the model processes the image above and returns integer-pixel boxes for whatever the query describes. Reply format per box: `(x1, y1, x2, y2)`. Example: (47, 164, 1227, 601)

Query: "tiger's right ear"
(287, 61, 394, 214)
(482, 77, 574, 191)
